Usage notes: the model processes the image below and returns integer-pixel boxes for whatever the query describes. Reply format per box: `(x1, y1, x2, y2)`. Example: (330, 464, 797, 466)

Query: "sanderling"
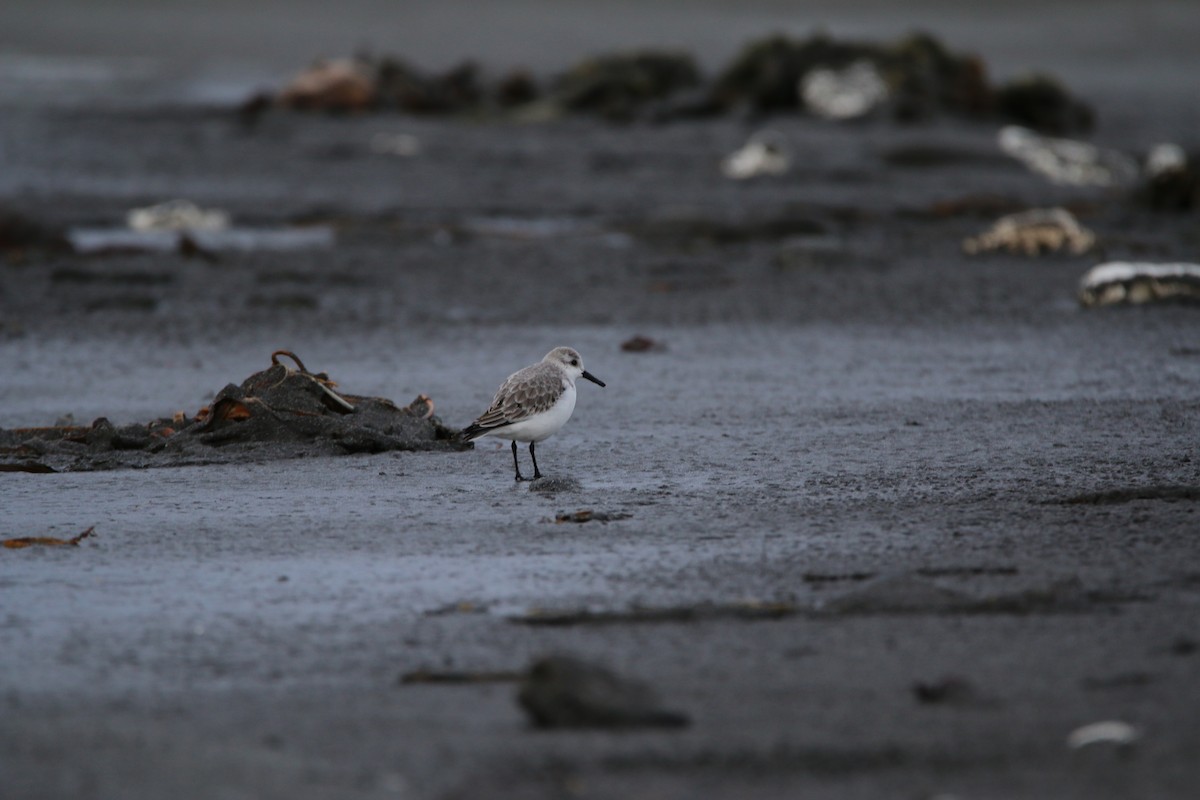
(461, 347, 606, 481)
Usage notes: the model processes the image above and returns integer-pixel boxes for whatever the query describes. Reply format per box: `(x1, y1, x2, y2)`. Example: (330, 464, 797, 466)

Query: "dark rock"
(710, 31, 992, 122)
(517, 655, 690, 729)
(0, 208, 68, 252)
(494, 69, 539, 107)
(995, 73, 1094, 135)
(913, 676, 986, 706)
(374, 58, 483, 114)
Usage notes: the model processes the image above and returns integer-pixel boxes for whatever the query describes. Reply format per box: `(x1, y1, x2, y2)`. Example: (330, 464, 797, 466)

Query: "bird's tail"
(460, 423, 486, 442)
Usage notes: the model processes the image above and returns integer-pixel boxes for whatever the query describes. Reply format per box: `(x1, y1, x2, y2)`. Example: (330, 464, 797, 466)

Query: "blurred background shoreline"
(3, 0, 1197, 142)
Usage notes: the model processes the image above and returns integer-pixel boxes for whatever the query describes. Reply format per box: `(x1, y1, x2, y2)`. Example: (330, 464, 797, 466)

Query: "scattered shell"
(721, 131, 790, 180)
(963, 207, 1095, 256)
(800, 60, 890, 120)
(1145, 143, 1187, 177)
(126, 200, 230, 232)
(998, 126, 1139, 187)
(1079, 262, 1200, 308)
(1066, 720, 1141, 750)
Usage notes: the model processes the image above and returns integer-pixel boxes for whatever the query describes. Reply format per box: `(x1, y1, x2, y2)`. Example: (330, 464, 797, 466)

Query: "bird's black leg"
(529, 441, 543, 480)
(512, 440, 526, 482)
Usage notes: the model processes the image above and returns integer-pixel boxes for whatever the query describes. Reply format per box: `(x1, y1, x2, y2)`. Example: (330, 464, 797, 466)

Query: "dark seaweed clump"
(265, 31, 1093, 134)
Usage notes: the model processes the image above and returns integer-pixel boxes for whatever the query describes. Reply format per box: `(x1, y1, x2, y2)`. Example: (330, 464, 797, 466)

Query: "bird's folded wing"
(473, 368, 563, 428)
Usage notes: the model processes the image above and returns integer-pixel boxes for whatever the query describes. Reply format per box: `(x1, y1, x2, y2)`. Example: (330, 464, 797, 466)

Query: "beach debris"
(495, 69, 539, 107)
(1145, 143, 1187, 176)
(0, 351, 464, 472)
(126, 199, 229, 232)
(551, 510, 632, 524)
(999, 126, 1139, 187)
(3, 526, 95, 549)
(1137, 144, 1200, 212)
(962, 207, 1095, 256)
(278, 58, 376, 112)
(1078, 262, 1200, 308)
(1066, 720, 1141, 751)
(994, 73, 1094, 136)
(258, 33, 1091, 127)
(721, 130, 791, 179)
(374, 58, 483, 113)
(620, 335, 664, 353)
(801, 60, 890, 120)
(369, 132, 422, 157)
(712, 32, 990, 122)
(913, 676, 992, 707)
(546, 50, 701, 121)
(517, 655, 690, 729)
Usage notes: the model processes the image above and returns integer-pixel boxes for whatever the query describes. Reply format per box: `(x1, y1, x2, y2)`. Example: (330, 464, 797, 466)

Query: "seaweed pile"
(0, 351, 465, 473)
(257, 31, 1093, 132)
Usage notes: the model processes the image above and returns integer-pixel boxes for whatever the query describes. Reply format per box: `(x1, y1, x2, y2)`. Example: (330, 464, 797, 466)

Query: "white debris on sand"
(999, 125, 1139, 187)
(1066, 720, 1142, 750)
(800, 60, 890, 120)
(1145, 142, 1187, 177)
(963, 207, 1095, 256)
(126, 199, 230, 232)
(1079, 261, 1200, 308)
(721, 130, 790, 180)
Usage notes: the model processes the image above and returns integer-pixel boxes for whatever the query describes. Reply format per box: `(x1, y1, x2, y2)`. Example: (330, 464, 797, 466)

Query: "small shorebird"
(461, 347, 606, 481)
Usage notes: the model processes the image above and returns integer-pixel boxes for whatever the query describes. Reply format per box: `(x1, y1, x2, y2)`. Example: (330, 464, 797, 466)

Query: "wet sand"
(3, 2, 1200, 799)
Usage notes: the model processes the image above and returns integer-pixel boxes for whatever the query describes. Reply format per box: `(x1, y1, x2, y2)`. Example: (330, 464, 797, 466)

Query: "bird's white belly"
(490, 382, 576, 443)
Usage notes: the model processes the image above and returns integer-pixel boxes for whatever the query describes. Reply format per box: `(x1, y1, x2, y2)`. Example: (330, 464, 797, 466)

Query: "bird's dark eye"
(571, 359, 579, 366)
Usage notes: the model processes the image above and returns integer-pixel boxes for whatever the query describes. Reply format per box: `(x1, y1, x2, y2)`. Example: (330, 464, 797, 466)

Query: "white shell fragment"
(963, 207, 1095, 256)
(999, 126, 1139, 187)
(1079, 262, 1200, 308)
(1144, 142, 1187, 177)
(1066, 720, 1142, 750)
(801, 60, 890, 120)
(126, 199, 230, 232)
(721, 131, 790, 180)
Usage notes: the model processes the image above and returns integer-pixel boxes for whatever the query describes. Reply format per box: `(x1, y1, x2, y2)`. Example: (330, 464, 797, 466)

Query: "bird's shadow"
(527, 476, 582, 493)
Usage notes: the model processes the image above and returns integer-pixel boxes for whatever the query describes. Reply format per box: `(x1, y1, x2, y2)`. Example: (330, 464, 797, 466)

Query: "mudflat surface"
(2, 2, 1199, 799)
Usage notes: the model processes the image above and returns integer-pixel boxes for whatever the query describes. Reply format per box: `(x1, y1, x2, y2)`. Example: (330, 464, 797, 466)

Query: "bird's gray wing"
(470, 365, 564, 430)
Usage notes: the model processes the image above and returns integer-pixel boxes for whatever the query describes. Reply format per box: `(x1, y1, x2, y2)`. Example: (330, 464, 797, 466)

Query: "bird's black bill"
(582, 370, 606, 387)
